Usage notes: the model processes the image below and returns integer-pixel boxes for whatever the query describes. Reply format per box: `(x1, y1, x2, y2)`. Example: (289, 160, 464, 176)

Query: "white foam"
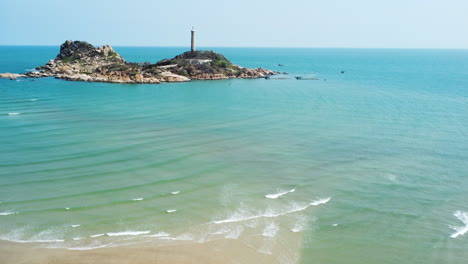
(90, 233, 104, 238)
(166, 209, 177, 213)
(29, 99, 38, 101)
(29, 228, 65, 244)
(257, 247, 273, 255)
(8, 113, 20, 115)
(167, 234, 193, 241)
(131, 198, 144, 201)
(290, 228, 301, 233)
(257, 240, 273, 255)
(262, 222, 279, 238)
(72, 237, 83, 241)
(309, 197, 331, 206)
(65, 207, 71, 210)
(450, 211, 468, 238)
(225, 226, 244, 239)
(71, 224, 80, 228)
(0, 211, 17, 216)
(67, 243, 115, 251)
(265, 188, 295, 199)
(332, 223, 339, 227)
(290, 214, 309, 233)
(213, 197, 331, 224)
(211, 229, 229, 235)
(170, 191, 180, 195)
(145, 232, 170, 238)
(105, 231, 150, 237)
(0, 238, 65, 244)
(30, 239, 65, 243)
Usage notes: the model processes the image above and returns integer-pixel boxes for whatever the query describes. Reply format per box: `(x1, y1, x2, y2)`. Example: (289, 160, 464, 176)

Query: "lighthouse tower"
(191, 27, 195, 52)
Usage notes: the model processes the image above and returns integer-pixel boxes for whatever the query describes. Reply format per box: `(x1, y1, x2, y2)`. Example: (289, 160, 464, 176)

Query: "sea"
(0, 46, 467, 264)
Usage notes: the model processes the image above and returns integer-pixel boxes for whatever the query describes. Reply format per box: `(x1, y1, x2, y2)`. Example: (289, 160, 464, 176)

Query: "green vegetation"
(153, 50, 241, 77)
(177, 69, 189, 77)
(62, 54, 81, 63)
(107, 64, 130, 71)
(55, 39, 253, 80)
(107, 50, 117, 57)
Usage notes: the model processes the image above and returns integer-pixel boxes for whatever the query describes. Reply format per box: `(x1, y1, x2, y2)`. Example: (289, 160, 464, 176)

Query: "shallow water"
(0, 46, 467, 263)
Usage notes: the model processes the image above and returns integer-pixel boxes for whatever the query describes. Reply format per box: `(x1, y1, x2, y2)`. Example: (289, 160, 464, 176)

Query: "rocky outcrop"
(156, 50, 276, 80)
(1, 40, 276, 84)
(0, 73, 25, 80)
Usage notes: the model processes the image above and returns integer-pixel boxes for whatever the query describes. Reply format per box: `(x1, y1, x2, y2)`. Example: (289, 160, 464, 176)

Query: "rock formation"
(1, 40, 276, 84)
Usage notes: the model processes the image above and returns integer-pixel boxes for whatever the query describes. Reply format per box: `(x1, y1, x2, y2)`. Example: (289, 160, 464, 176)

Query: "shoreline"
(0, 238, 280, 264)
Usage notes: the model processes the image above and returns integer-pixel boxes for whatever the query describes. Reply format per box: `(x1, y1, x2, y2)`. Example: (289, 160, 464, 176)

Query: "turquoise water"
(1, 46, 468, 263)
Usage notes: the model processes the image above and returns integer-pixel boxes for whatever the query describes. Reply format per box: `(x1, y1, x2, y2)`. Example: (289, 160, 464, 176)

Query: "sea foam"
(213, 197, 331, 224)
(131, 198, 144, 201)
(0, 211, 17, 216)
(145, 231, 170, 238)
(164, 234, 193, 241)
(225, 226, 244, 239)
(105, 231, 150, 237)
(67, 243, 115, 251)
(262, 222, 279, 237)
(450, 211, 468, 238)
(265, 188, 295, 199)
(27, 239, 65, 243)
(8, 113, 20, 115)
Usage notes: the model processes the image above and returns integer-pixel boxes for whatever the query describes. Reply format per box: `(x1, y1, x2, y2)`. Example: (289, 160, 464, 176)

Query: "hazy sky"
(1, 0, 467, 48)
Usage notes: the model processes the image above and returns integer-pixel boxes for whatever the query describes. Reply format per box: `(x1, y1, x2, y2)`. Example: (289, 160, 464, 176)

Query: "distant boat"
(295, 76, 319, 80)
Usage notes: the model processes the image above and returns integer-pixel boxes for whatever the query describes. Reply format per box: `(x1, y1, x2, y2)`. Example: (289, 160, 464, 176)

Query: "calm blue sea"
(0, 45, 467, 264)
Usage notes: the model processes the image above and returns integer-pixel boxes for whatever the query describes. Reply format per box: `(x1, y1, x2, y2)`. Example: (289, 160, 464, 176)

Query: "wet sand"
(0, 239, 279, 264)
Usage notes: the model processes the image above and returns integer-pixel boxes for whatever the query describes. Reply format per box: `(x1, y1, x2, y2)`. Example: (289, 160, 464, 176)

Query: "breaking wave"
(212, 197, 331, 224)
(265, 189, 295, 199)
(0, 211, 17, 216)
(450, 211, 468, 238)
(105, 231, 151, 237)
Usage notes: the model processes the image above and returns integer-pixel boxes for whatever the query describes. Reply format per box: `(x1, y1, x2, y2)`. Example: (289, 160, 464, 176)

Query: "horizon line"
(0, 44, 466, 50)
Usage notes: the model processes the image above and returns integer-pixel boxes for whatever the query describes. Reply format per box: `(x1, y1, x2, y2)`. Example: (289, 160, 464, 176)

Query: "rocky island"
(0, 40, 275, 84)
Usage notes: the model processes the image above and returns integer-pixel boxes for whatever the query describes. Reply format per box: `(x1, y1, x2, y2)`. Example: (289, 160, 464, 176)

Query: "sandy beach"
(0, 239, 280, 264)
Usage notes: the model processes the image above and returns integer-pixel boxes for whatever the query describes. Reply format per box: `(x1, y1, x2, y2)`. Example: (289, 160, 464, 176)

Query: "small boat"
(295, 76, 319, 80)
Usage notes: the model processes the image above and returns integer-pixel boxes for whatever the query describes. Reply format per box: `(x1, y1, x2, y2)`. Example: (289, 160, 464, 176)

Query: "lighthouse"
(191, 27, 195, 52)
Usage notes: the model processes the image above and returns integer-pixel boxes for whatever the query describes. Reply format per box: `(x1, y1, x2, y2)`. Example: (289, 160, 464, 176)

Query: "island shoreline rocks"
(1, 40, 276, 84)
